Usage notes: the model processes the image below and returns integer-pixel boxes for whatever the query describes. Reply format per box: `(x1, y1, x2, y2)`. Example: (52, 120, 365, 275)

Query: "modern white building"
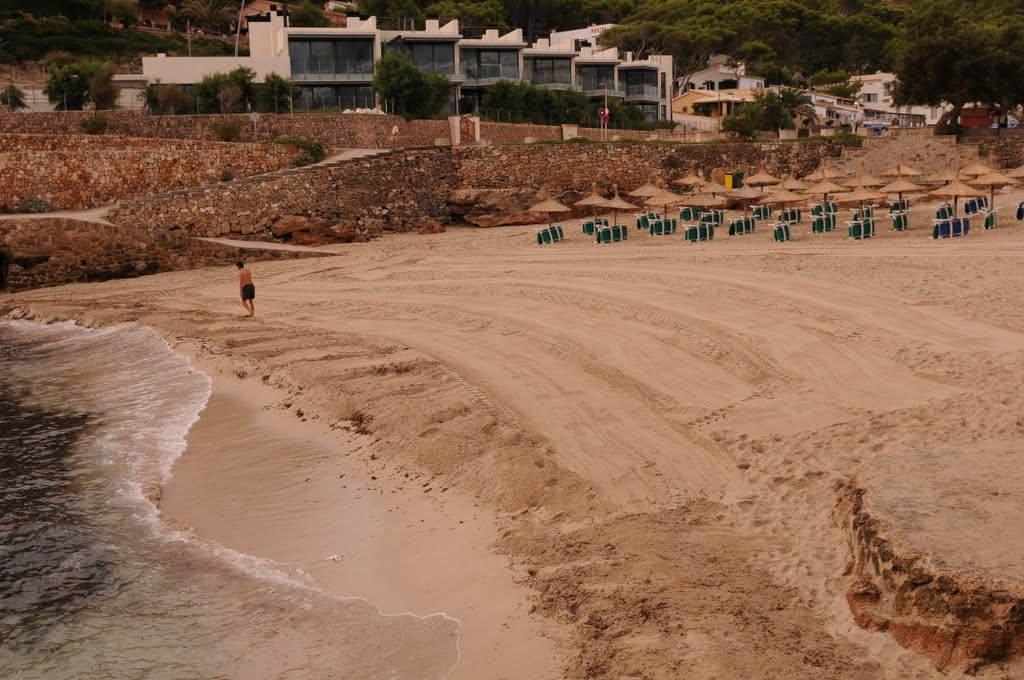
(134, 7, 674, 121)
(684, 55, 766, 94)
(849, 71, 943, 127)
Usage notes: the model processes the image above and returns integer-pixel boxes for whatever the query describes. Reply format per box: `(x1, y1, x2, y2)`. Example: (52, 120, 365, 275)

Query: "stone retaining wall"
(107, 147, 460, 237)
(0, 111, 453, 148)
(1, 134, 299, 211)
(0, 218, 320, 291)
(106, 139, 860, 240)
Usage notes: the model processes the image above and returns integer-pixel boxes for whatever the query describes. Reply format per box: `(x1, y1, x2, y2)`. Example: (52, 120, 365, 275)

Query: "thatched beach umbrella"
(745, 168, 782, 192)
(803, 179, 847, 205)
(729, 185, 763, 217)
(929, 178, 985, 217)
(600, 188, 639, 226)
(645, 189, 686, 216)
(847, 168, 886, 188)
(684, 193, 726, 209)
(803, 161, 847, 182)
(529, 193, 572, 227)
(961, 162, 994, 177)
(968, 171, 1018, 211)
(881, 158, 923, 178)
(703, 181, 729, 196)
(1007, 164, 1024, 179)
(672, 173, 708, 189)
(926, 168, 959, 186)
(778, 175, 809, 192)
(629, 176, 663, 198)
(575, 182, 608, 223)
(879, 176, 926, 210)
(759, 188, 805, 208)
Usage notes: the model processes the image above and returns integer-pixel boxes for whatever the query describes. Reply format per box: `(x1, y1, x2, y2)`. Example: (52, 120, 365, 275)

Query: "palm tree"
(778, 89, 818, 129)
(180, 0, 235, 33)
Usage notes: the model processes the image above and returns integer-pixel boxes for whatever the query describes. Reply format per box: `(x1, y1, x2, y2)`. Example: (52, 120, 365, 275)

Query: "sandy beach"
(5, 195, 1024, 678)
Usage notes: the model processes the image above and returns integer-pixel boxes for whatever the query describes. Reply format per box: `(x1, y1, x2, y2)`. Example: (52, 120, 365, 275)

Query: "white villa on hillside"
(133, 8, 674, 121)
(849, 72, 943, 127)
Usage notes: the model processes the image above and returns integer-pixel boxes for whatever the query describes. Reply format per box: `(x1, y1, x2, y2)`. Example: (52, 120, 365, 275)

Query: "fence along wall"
(106, 139, 861, 239)
(0, 134, 300, 211)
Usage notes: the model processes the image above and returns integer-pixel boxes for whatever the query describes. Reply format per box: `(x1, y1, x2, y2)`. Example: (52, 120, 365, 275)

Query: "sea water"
(0, 321, 459, 680)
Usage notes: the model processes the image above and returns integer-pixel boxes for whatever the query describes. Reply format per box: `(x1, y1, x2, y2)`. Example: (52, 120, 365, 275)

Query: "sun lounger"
(984, 209, 998, 229)
(773, 222, 792, 242)
(848, 218, 875, 240)
(889, 199, 910, 213)
(537, 225, 564, 245)
(891, 212, 909, 232)
(935, 204, 953, 220)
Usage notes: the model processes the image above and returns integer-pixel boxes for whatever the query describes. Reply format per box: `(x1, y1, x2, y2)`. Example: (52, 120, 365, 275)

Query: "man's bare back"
(236, 261, 255, 317)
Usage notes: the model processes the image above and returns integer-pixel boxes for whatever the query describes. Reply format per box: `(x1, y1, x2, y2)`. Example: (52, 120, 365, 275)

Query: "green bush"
(17, 197, 55, 213)
(210, 119, 243, 141)
(43, 58, 102, 110)
(291, 153, 316, 167)
(372, 51, 451, 120)
(194, 66, 256, 114)
(271, 137, 325, 162)
(142, 81, 196, 114)
(79, 113, 108, 134)
(1, 84, 27, 111)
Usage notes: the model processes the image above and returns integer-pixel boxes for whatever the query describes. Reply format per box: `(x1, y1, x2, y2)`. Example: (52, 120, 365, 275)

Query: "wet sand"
(6, 192, 1024, 678)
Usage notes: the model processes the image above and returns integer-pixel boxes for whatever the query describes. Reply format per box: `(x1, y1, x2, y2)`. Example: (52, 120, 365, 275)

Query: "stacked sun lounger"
(963, 197, 988, 215)
(891, 212, 909, 231)
(889, 198, 910, 213)
(683, 223, 714, 243)
(932, 217, 970, 239)
(983, 209, 998, 229)
(848, 217, 876, 240)
(853, 206, 875, 220)
(752, 204, 772, 221)
(935, 204, 954, 220)
(727, 216, 756, 236)
(811, 214, 837, 233)
(779, 208, 802, 223)
(581, 218, 608, 235)
(596, 224, 629, 243)
(679, 206, 709, 221)
(635, 212, 660, 230)
(649, 218, 678, 236)
(536, 225, 565, 245)
(773, 221, 792, 242)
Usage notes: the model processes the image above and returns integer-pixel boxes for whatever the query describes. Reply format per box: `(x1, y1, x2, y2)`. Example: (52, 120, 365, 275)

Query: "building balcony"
(290, 59, 374, 82)
(624, 85, 661, 101)
(582, 83, 626, 98)
(463, 65, 522, 87)
(531, 80, 580, 92)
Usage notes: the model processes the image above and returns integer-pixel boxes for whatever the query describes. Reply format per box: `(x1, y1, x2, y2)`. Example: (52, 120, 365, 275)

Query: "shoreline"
(159, 339, 561, 680)
(5, 212, 1024, 677)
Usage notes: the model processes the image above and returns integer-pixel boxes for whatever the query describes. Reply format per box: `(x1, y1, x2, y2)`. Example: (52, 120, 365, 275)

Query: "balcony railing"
(582, 83, 627, 98)
(290, 59, 374, 81)
(624, 84, 661, 101)
(415, 62, 466, 81)
(464, 64, 521, 86)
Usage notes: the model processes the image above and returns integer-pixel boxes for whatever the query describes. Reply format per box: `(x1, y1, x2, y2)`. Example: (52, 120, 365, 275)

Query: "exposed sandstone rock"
(417, 219, 446, 234)
(271, 215, 312, 236)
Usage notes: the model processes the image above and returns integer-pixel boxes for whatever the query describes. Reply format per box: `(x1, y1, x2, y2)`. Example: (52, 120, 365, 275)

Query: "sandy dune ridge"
(5, 206, 1024, 679)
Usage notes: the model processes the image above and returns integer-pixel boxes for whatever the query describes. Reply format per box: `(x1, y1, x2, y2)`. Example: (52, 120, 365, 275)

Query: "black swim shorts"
(242, 284, 255, 300)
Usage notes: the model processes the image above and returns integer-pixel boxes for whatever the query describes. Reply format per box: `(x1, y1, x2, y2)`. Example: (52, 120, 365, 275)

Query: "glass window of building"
(526, 57, 572, 85)
(576, 64, 614, 92)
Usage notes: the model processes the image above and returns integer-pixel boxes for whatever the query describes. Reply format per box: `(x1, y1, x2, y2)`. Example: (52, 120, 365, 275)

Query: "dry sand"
(6, 194, 1024, 679)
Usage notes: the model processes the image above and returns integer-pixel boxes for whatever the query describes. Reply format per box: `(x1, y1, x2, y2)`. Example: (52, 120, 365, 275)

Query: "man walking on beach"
(236, 261, 255, 317)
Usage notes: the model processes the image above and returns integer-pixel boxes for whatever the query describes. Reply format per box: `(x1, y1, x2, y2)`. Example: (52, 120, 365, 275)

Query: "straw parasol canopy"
(926, 167, 959, 185)
(836, 185, 885, 204)
(672, 173, 708, 189)
(759, 188, 805, 207)
(802, 179, 847, 204)
(644, 189, 686, 214)
(729, 185, 764, 216)
(777, 175, 809, 192)
(847, 168, 886, 187)
(575, 182, 608, 223)
(600, 187, 639, 225)
(745, 168, 782, 190)
(929, 177, 985, 216)
(881, 160, 923, 178)
(803, 162, 847, 182)
(1006, 164, 1024, 179)
(703, 181, 729, 196)
(529, 193, 572, 226)
(960, 162, 994, 177)
(629, 176, 663, 198)
(968, 171, 1018, 209)
(879, 177, 926, 208)
(684, 193, 726, 208)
